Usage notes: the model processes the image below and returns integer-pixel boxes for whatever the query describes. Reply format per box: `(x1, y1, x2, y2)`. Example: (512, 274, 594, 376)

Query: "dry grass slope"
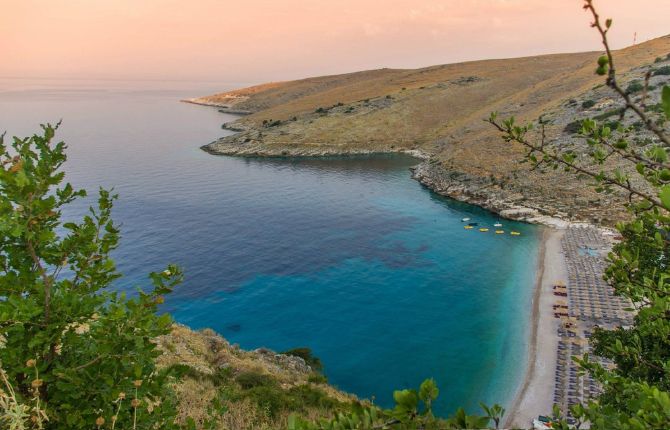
(195, 35, 670, 225)
(157, 325, 361, 430)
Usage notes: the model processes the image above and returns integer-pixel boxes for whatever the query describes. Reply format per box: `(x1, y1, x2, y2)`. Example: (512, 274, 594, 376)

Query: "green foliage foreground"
(288, 379, 504, 430)
(0, 124, 184, 428)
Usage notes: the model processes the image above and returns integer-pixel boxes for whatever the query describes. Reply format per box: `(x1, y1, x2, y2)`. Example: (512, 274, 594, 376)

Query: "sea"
(0, 77, 540, 416)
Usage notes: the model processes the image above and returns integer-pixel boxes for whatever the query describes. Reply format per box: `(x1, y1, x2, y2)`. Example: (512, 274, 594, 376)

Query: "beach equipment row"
(461, 218, 520, 235)
(463, 225, 521, 235)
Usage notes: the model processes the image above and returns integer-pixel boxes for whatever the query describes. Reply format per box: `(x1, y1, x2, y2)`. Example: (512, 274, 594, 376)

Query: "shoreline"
(192, 102, 617, 230)
(193, 116, 619, 424)
(181, 98, 253, 115)
(505, 227, 564, 428)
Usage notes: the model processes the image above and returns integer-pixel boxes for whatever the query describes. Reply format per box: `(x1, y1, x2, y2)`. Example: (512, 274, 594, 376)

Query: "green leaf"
(15, 169, 29, 187)
(662, 86, 670, 119)
(419, 378, 439, 403)
(393, 389, 418, 412)
(661, 185, 670, 209)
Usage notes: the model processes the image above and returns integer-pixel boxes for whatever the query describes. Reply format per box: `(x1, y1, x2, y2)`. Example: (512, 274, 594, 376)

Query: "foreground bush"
(0, 124, 183, 429)
(288, 379, 504, 430)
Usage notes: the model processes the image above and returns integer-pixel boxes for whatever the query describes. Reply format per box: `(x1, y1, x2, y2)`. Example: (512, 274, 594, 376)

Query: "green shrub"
(564, 119, 584, 134)
(592, 108, 624, 121)
(653, 65, 670, 76)
(582, 99, 596, 108)
(240, 385, 286, 417)
(228, 377, 350, 419)
(236, 370, 275, 389)
(604, 119, 621, 130)
(307, 373, 328, 384)
(647, 102, 666, 113)
(289, 379, 497, 430)
(287, 385, 341, 410)
(626, 80, 644, 93)
(0, 125, 183, 429)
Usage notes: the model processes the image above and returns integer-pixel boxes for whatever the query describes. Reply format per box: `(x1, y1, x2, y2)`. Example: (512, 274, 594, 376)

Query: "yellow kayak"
(495, 230, 505, 234)
(510, 231, 521, 236)
(464, 225, 474, 230)
(479, 228, 489, 232)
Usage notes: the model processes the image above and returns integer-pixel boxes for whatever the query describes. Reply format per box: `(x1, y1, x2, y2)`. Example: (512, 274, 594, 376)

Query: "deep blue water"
(0, 78, 540, 416)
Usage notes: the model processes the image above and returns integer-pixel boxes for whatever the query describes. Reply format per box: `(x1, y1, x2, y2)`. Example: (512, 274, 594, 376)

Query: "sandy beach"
(505, 228, 566, 428)
(505, 224, 632, 428)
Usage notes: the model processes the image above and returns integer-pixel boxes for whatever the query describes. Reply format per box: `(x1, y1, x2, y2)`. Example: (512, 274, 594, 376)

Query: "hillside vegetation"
(192, 35, 670, 225)
(157, 325, 361, 429)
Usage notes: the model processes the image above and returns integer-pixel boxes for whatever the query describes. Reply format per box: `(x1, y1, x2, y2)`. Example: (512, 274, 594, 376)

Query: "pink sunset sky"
(3, 0, 670, 83)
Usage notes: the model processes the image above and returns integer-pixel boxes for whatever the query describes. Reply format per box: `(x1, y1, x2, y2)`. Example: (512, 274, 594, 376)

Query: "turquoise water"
(0, 78, 540, 416)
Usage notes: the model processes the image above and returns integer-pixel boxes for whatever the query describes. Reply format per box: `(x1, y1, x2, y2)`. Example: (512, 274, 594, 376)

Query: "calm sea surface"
(0, 78, 540, 415)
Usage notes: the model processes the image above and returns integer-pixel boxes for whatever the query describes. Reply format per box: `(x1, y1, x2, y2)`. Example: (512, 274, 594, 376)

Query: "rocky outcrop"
(411, 161, 569, 227)
(157, 325, 321, 383)
(411, 159, 624, 227)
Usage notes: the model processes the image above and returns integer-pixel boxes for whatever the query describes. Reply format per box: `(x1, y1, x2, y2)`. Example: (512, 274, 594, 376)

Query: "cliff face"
(193, 35, 670, 225)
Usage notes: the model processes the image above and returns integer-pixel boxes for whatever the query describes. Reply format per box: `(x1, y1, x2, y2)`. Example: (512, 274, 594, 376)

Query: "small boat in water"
(464, 225, 474, 230)
(510, 231, 521, 236)
(495, 230, 505, 234)
(461, 217, 471, 222)
(479, 228, 489, 232)
(494, 222, 503, 227)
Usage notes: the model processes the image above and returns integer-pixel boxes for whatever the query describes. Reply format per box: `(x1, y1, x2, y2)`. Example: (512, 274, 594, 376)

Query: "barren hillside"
(191, 35, 670, 225)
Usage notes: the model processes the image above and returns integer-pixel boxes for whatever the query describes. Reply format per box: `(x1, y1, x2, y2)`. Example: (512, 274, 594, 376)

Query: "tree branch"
(487, 117, 665, 208)
(583, 0, 670, 147)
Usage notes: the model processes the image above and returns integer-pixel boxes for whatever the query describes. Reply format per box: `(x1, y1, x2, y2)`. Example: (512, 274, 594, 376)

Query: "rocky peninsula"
(192, 34, 670, 227)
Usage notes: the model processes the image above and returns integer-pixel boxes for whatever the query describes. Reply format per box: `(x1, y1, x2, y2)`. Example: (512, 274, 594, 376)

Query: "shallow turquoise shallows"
(0, 79, 540, 416)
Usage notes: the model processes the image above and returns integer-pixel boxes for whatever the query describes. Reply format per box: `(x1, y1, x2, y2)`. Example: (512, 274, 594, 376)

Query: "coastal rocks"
(411, 160, 576, 227)
(201, 134, 425, 158)
(157, 325, 316, 381)
(254, 348, 313, 375)
(181, 97, 253, 115)
(221, 122, 250, 132)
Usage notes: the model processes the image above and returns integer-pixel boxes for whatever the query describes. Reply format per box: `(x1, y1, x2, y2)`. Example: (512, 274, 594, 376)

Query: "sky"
(2, 0, 670, 84)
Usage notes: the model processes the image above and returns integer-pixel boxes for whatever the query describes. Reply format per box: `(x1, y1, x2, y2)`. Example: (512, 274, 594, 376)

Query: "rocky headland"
(192, 35, 670, 227)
